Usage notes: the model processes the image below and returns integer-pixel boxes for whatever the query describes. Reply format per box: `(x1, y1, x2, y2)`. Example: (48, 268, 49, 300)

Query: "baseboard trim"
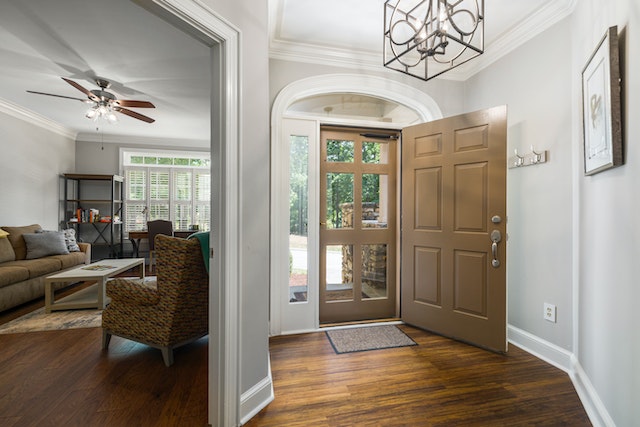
(508, 324, 572, 373)
(239, 354, 274, 425)
(508, 325, 615, 427)
(570, 356, 616, 427)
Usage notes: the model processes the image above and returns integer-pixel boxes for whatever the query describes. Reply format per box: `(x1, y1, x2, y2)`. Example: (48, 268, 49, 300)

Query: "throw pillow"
(23, 231, 69, 259)
(61, 228, 81, 252)
(1, 224, 42, 260)
(0, 237, 15, 263)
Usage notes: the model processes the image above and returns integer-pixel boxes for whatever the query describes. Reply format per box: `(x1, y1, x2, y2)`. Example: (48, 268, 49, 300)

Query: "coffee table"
(44, 258, 145, 313)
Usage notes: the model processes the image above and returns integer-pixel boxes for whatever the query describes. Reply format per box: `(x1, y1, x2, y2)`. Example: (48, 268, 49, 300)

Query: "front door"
(319, 126, 398, 323)
(401, 106, 508, 352)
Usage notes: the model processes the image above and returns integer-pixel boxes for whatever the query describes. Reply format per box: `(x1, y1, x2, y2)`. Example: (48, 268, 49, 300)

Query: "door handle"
(490, 230, 502, 268)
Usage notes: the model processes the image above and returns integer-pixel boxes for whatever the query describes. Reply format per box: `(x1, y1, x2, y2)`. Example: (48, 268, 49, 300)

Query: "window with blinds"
(121, 149, 211, 234)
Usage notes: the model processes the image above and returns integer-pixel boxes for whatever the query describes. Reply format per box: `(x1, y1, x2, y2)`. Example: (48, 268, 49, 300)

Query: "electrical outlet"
(544, 303, 557, 323)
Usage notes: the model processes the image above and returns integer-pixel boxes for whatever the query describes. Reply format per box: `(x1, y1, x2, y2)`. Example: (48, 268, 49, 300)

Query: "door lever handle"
(490, 230, 502, 268)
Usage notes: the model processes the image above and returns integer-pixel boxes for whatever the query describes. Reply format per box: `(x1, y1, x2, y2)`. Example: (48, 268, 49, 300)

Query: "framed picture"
(582, 26, 623, 175)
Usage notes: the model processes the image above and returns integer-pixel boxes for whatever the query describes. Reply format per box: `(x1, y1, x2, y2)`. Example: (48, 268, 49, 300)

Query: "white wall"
(464, 20, 574, 351)
(0, 110, 76, 230)
(200, 0, 272, 414)
(572, 0, 640, 425)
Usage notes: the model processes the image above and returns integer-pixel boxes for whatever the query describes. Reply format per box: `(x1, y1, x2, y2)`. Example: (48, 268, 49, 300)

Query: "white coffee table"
(44, 258, 145, 313)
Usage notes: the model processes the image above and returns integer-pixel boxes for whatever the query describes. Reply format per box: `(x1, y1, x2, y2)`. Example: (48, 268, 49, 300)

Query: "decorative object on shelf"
(383, 0, 484, 81)
(508, 145, 549, 169)
(581, 26, 623, 175)
(27, 77, 155, 123)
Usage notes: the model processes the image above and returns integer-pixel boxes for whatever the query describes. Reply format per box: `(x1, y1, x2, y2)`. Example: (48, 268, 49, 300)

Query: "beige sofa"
(0, 224, 91, 312)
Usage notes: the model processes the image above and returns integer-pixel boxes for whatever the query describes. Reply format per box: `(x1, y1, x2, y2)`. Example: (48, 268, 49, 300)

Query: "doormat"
(0, 307, 102, 334)
(325, 325, 417, 354)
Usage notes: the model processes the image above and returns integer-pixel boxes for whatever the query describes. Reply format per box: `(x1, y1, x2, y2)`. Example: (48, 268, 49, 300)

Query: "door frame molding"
(270, 74, 443, 336)
(134, 1, 241, 425)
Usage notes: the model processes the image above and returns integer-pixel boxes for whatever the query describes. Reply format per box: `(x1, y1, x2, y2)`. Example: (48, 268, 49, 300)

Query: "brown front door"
(401, 106, 508, 352)
(319, 126, 398, 324)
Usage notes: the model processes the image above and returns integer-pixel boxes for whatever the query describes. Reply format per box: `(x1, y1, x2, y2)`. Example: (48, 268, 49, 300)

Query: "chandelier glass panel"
(384, 0, 484, 81)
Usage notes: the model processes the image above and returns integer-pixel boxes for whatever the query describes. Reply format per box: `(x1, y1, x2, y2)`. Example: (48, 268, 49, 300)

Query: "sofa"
(0, 224, 91, 312)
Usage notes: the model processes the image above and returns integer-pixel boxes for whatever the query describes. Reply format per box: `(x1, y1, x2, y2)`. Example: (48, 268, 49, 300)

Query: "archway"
(270, 73, 443, 335)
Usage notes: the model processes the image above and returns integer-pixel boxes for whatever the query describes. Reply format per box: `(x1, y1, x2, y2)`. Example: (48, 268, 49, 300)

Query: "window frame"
(120, 148, 211, 234)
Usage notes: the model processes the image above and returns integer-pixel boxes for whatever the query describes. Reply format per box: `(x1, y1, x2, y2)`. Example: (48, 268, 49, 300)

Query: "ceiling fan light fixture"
(27, 77, 155, 124)
(85, 102, 118, 124)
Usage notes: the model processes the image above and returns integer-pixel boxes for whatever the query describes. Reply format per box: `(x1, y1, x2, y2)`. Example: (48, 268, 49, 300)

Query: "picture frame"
(581, 25, 623, 175)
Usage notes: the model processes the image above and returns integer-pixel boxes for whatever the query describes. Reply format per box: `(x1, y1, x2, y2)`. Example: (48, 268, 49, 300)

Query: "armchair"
(102, 234, 208, 366)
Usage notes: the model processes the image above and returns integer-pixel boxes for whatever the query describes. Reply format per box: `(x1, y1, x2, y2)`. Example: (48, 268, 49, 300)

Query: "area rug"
(325, 325, 417, 354)
(0, 307, 102, 334)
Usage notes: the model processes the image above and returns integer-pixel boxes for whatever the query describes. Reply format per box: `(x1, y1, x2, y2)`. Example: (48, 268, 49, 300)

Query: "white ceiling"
(0, 0, 211, 145)
(0, 0, 576, 144)
(269, 0, 576, 78)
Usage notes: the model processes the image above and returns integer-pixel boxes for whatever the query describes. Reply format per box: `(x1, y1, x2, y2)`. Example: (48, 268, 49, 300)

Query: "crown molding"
(453, 0, 577, 80)
(269, 0, 577, 82)
(0, 97, 77, 140)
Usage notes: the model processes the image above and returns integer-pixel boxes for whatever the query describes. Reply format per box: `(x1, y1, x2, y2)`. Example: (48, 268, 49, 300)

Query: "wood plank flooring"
(1, 288, 590, 426)
(0, 282, 208, 427)
(245, 325, 591, 427)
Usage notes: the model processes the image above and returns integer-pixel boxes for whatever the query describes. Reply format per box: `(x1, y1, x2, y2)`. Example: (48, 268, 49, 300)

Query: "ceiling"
(0, 0, 575, 144)
(0, 0, 211, 145)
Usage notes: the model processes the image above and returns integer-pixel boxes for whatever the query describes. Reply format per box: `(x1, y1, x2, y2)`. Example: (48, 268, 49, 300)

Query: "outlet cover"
(544, 303, 557, 323)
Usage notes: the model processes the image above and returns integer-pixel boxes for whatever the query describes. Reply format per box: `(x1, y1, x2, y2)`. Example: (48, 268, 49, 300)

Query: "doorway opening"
(270, 74, 443, 336)
(318, 126, 399, 324)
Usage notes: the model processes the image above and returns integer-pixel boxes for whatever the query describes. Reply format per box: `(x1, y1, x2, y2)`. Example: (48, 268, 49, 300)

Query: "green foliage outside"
(290, 136, 309, 236)
(325, 140, 381, 228)
(289, 137, 382, 233)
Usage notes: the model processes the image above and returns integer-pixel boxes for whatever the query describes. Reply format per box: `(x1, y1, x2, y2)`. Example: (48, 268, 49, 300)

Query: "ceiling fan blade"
(26, 90, 88, 102)
(114, 107, 155, 123)
(61, 77, 99, 101)
(114, 99, 155, 108)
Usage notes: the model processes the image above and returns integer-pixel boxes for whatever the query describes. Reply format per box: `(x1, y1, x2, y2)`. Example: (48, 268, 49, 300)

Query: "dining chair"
(147, 219, 173, 272)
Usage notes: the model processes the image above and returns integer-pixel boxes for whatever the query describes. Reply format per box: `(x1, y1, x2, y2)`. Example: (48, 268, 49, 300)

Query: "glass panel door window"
(289, 135, 309, 303)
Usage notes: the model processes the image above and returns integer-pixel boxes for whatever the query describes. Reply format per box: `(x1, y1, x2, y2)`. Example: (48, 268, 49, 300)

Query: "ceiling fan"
(27, 77, 155, 123)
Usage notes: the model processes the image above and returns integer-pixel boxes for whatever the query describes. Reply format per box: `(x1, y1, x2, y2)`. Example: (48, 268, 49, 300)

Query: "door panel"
(401, 106, 507, 353)
(320, 127, 398, 323)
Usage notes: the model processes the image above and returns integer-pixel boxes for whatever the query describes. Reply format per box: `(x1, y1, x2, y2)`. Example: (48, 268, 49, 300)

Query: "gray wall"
(466, 1, 640, 424)
(572, 0, 640, 425)
(0, 111, 75, 230)
(464, 20, 574, 350)
(201, 0, 272, 401)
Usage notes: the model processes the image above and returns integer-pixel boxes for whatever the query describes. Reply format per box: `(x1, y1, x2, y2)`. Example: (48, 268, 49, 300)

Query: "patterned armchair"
(102, 234, 208, 366)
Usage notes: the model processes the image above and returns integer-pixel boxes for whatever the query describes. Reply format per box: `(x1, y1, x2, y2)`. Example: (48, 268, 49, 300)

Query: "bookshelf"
(62, 174, 124, 260)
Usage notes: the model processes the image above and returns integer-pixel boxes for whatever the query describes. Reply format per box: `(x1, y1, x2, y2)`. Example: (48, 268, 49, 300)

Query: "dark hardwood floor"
(0, 279, 208, 427)
(1, 287, 590, 427)
(245, 326, 591, 427)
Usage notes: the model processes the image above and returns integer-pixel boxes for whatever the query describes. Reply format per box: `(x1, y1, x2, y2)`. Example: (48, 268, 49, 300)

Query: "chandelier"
(384, 0, 484, 81)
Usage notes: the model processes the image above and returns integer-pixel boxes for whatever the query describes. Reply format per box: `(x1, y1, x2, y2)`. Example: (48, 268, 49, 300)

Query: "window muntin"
(122, 150, 210, 233)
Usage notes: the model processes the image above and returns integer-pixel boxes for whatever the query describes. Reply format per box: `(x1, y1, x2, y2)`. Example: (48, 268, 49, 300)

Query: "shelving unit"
(62, 174, 124, 260)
